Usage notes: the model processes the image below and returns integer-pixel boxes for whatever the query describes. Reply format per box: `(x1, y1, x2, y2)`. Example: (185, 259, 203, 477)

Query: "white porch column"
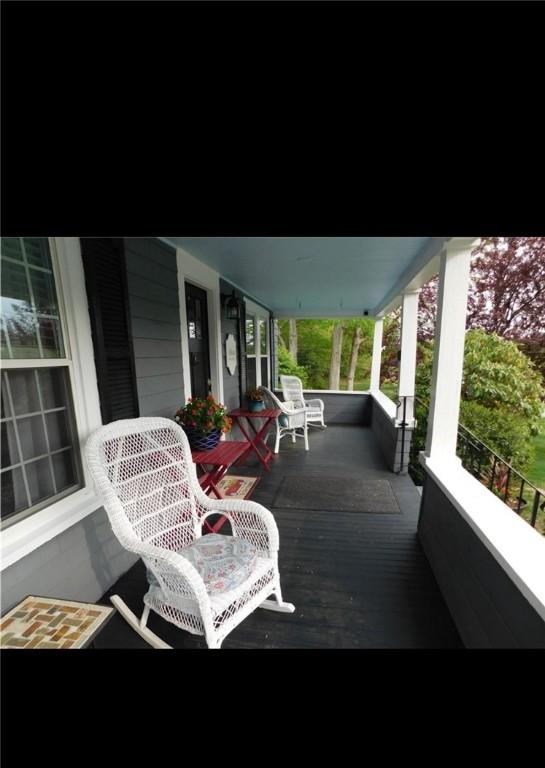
(425, 238, 477, 463)
(396, 290, 419, 425)
(370, 318, 383, 391)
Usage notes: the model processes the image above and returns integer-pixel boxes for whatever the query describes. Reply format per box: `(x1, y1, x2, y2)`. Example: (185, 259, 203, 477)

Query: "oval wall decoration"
(226, 333, 237, 375)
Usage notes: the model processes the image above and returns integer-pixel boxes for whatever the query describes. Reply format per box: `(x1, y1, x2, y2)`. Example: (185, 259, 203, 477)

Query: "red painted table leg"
(234, 416, 275, 471)
(197, 462, 230, 533)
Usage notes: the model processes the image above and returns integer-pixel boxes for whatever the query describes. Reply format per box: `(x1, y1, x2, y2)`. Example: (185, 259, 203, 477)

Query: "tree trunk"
(329, 323, 344, 390)
(289, 318, 298, 363)
(277, 322, 286, 347)
(346, 325, 363, 390)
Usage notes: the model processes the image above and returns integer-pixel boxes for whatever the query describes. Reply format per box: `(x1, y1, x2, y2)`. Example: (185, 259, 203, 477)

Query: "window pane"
(1, 258, 31, 304)
(0, 237, 64, 359)
(0, 316, 40, 358)
(38, 368, 67, 410)
(45, 410, 70, 451)
(1, 467, 28, 522)
(1, 368, 82, 528)
(7, 370, 41, 415)
(25, 458, 55, 505)
(38, 317, 63, 358)
(52, 451, 77, 492)
(259, 318, 268, 354)
(24, 238, 52, 269)
(246, 317, 255, 354)
(1, 420, 20, 468)
(30, 269, 59, 317)
(1, 379, 12, 419)
(17, 416, 48, 461)
(261, 357, 269, 389)
(1, 237, 24, 263)
(246, 357, 257, 390)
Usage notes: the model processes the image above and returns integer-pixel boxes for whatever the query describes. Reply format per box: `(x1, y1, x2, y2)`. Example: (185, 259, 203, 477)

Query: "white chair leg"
(291, 429, 296, 443)
(304, 425, 309, 451)
(140, 605, 150, 629)
(259, 582, 295, 614)
(110, 595, 172, 649)
(260, 598, 296, 613)
(275, 422, 280, 454)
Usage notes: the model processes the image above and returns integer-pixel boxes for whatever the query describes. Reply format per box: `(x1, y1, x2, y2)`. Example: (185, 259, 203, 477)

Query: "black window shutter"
(238, 300, 247, 402)
(80, 238, 139, 424)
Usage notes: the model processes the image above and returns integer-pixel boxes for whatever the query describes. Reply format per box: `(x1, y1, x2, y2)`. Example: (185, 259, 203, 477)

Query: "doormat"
(272, 476, 400, 513)
(216, 475, 260, 500)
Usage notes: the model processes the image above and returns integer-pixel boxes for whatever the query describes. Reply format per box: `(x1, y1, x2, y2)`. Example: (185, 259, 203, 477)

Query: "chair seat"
(146, 534, 258, 595)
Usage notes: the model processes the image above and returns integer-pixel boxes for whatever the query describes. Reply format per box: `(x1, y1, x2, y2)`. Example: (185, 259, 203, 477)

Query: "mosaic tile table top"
(0, 596, 115, 649)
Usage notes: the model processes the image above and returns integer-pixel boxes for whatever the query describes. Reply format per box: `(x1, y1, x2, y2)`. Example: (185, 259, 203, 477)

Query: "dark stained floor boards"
(95, 425, 462, 648)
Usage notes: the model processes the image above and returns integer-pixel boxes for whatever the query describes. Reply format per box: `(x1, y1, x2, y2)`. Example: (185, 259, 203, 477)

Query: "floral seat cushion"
(146, 534, 258, 595)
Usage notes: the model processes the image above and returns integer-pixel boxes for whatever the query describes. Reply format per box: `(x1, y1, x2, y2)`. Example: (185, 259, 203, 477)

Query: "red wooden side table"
(191, 440, 250, 532)
(229, 408, 281, 472)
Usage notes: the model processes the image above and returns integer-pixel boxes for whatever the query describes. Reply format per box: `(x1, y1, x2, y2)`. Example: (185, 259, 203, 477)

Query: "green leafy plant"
(277, 345, 309, 386)
(175, 395, 232, 434)
(410, 331, 544, 482)
(459, 400, 535, 475)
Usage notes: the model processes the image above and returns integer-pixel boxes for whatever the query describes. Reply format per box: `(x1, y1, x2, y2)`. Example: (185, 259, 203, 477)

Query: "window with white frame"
(1, 238, 82, 529)
(244, 301, 270, 390)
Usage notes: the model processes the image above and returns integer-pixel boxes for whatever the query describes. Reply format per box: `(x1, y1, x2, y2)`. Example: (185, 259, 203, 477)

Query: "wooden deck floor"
(95, 425, 462, 648)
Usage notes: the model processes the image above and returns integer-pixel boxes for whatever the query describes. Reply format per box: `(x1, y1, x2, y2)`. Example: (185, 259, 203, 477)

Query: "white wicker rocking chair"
(280, 375, 326, 428)
(85, 417, 294, 649)
(260, 387, 309, 453)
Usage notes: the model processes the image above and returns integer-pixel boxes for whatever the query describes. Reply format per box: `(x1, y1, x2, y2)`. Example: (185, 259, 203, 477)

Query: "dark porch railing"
(408, 396, 545, 534)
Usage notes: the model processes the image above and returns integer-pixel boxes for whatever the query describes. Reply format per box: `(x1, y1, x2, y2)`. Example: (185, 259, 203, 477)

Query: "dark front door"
(185, 282, 211, 399)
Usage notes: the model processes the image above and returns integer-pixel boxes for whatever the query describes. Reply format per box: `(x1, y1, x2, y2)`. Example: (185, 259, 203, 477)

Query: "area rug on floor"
(272, 476, 401, 513)
(216, 475, 260, 499)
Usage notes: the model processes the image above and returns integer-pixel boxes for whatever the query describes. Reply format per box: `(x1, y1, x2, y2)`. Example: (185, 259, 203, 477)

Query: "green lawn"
(527, 417, 545, 492)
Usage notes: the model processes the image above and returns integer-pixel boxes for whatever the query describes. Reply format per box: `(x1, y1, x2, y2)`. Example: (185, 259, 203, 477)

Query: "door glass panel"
(246, 317, 255, 354)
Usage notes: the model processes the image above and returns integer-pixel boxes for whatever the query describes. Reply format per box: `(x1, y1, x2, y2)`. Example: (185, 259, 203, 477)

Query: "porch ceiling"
(165, 237, 448, 317)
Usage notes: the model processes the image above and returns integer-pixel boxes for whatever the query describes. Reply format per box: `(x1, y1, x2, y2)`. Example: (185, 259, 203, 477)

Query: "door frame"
(176, 247, 224, 405)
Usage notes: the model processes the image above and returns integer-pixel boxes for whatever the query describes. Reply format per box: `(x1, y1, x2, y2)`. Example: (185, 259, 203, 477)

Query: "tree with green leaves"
(413, 330, 544, 474)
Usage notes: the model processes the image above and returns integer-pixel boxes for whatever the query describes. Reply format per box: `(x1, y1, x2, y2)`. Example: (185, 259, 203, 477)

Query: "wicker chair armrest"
(304, 398, 324, 410)
(200, 499, 279, 555)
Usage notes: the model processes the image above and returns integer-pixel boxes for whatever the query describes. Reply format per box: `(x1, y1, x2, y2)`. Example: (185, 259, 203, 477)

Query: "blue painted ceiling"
(166, 237, 437, 316)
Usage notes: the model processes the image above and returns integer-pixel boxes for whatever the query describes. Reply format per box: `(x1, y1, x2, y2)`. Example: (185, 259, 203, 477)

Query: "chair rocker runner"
(85, 417, 294, 649)
(260, 387, 309, 453)
(280, 375, 326, 429)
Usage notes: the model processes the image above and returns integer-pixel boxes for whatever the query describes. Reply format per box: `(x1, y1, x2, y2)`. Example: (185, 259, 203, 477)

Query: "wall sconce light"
(222, 290, 240, 320)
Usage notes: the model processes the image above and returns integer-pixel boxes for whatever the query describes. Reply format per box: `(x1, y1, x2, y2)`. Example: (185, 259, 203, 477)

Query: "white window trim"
(244, 298, 270, 388)
(1, 237, 104, 571)
(176, 247, 224, 405)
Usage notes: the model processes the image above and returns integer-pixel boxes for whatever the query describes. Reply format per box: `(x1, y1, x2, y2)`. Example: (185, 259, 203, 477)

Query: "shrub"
(459, 400, 535, 474)
(278, 345, 309, 386)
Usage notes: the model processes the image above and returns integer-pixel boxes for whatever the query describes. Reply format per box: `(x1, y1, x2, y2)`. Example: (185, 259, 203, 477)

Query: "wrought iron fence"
(409, 396, 545, 533)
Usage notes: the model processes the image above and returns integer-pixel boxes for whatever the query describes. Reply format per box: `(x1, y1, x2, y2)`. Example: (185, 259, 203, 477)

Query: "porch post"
(370, 318, 383, 391)
(396, 290, 419, 425)
(424, 238, 477, 462)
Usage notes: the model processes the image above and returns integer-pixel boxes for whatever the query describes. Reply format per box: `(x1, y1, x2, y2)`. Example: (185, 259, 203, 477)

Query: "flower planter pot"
(247, 400, 265, 413)
(183, 426, 221, 451)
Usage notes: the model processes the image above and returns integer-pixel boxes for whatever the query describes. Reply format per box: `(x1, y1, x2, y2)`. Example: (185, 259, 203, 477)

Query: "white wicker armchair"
(85, 417, 294, 649)
(260, 386, 309, 453)
(280, 375, 326, 428)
